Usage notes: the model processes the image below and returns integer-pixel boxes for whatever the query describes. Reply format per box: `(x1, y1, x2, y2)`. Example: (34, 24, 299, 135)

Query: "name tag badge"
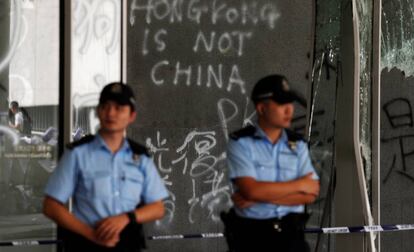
(132, 154, 140, 164)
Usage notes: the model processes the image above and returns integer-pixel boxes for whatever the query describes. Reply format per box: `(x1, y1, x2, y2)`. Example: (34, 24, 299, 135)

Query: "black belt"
(225, 208, 309, 233)
(232, 211, 283, 232)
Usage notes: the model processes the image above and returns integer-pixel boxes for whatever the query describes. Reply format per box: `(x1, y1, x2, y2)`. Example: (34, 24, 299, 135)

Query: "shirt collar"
(254, 123, 288, 145)
(94, 133, 131, 153)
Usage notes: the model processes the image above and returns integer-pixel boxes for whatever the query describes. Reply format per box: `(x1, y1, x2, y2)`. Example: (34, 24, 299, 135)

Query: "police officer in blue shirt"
(43, 82, 169, 252)
(223, 75, 320, 252)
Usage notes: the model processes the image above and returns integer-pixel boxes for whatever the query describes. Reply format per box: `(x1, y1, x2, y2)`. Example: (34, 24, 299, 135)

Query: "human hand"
(95, 214, 129, 243)
(231, 192, 255, 208)
(94, 234, 120, 247)
(75, 225, 119, 248)
(297, 173, 320, 196)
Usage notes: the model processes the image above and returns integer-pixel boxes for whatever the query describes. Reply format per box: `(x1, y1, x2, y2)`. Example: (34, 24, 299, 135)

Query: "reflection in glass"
(0, 0, 59, 247)
(72, 0, 121, 136)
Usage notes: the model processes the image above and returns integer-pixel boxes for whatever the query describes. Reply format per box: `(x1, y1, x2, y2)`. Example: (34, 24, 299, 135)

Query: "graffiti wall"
(127, 0, 315, 251)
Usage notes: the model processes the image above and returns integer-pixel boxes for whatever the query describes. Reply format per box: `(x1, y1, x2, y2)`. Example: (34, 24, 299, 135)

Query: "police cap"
(251, 74, 306, 107)
(99, 82, 136, 111)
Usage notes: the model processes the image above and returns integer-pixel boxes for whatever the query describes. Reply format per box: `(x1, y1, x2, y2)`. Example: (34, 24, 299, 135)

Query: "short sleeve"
(44, 148, 78, 203)
(227, 139, 256, 179)
(141, 156, 169, 203)
(15, 112, 24, 126)
(297, 142, 319, 180)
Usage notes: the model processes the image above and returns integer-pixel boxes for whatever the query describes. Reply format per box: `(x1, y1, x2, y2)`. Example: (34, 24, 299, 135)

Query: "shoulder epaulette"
(286, 129, 305, 142)
(229, 125, 258, 140)
(285, 130, 306, 152)
(127, 138, 150, 157)
(66, 135, 95, 150)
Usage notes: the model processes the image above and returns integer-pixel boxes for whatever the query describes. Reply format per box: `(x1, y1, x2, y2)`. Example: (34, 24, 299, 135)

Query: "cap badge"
(282, 81, 290, 91)
(111, 84, 123, 93)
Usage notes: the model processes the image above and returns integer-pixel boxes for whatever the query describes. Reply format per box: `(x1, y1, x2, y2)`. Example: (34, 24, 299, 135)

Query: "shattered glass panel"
(310, 1, 375, 251)
(381, 0, 414, 251)
(382, 0, 414, 76)
(356, 0, 372, 198)
(307, 0, 341, 251)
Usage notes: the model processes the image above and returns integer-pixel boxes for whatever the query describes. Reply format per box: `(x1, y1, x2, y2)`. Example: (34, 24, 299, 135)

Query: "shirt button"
(114, 191, 120, 197)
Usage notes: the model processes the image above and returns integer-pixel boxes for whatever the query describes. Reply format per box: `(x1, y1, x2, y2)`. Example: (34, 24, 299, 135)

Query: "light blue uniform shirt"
(45, 134, 168, 226)
(227, 125, 318, 219)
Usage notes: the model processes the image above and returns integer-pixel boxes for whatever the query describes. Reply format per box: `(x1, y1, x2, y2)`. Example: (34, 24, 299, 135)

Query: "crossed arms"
(232, 173, 320, 208)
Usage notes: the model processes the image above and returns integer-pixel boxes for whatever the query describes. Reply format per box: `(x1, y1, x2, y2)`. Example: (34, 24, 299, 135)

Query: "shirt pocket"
(120, 168, 144, 203)
(253, 159, 276, 182)
(82, 170, 112, 199)
(278, 153, 299, 181)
